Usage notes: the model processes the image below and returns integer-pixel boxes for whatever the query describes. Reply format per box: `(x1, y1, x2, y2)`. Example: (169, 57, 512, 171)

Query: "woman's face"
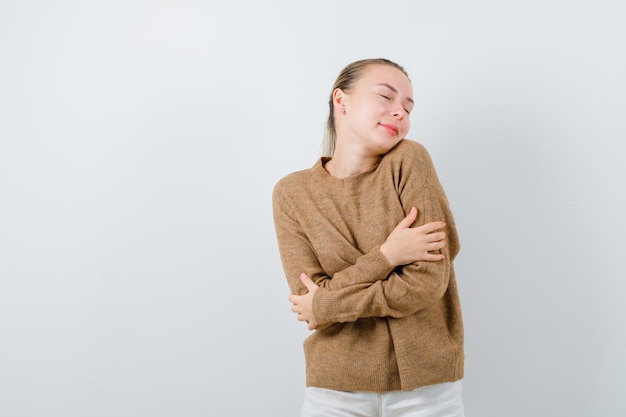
(337, 64, 414, 155)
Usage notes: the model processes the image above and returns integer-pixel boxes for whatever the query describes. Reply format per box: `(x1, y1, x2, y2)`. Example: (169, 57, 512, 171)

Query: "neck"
(326, 142, 381, 179)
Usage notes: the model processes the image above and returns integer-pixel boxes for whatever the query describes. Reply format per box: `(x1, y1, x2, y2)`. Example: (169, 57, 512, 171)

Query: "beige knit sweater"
(272, 139, 464, 392)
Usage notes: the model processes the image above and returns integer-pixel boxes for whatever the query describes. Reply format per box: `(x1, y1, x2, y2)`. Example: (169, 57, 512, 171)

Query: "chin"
(371, 137, 402, 155)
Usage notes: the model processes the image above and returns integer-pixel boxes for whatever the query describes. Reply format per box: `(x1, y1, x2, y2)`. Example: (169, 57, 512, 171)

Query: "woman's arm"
(307, 185, 460, 326)
(272, 189, 391, 296)
(285, 205, 448, 329)
(273, 186, 445, 297)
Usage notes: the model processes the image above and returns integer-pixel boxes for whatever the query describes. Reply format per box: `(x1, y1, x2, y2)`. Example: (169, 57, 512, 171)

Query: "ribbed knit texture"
(272, 139, 464, 392)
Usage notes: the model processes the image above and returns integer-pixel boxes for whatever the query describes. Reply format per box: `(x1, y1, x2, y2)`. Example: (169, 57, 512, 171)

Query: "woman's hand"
(289, 273, 319, 330)
(380, 207, 446, 267)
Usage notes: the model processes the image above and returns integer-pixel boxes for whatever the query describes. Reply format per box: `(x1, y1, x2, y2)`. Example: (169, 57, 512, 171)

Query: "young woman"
(272, 58, 465, 416)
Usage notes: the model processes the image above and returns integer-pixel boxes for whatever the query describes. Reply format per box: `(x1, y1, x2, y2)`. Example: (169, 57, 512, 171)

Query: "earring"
(341, 107, 346, 114)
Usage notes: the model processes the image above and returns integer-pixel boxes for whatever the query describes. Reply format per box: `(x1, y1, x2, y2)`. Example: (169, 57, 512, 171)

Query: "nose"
(391, 105, 405, 120)
(389, 99, 406, 119)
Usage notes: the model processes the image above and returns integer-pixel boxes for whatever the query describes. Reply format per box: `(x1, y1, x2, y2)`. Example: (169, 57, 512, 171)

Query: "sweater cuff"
(313, 246, 395, 325)
(359, 245, 395, 281)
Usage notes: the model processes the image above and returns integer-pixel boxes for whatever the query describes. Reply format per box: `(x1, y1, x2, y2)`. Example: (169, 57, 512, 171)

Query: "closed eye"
(380, 94, 390, 100)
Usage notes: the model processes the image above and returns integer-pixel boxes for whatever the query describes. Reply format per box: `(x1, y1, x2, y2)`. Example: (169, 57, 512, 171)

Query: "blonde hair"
(321, 58, 410, 156)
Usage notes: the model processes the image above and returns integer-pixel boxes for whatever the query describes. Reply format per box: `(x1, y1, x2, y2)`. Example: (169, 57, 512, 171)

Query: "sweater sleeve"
(272, 183, 396, 297)
(311, 184, 461, 325)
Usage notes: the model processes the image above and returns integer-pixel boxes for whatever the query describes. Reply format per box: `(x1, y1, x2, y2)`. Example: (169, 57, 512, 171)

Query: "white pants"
(301, 381, 465, 417)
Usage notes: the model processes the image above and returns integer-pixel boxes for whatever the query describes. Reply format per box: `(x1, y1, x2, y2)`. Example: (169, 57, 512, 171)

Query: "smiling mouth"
(380, 123, 399, 135)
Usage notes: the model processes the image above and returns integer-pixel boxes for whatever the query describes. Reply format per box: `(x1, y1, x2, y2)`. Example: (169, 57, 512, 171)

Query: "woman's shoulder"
(383, 139, 440, 189)
(387, 139, 435, 169)
(273, 169, 307, 193)
(273, 159, 324, 199)
(391, 138, 431, 159)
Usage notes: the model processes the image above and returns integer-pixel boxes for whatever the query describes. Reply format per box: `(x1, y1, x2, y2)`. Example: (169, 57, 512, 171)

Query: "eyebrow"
(377, 83, 414, 104)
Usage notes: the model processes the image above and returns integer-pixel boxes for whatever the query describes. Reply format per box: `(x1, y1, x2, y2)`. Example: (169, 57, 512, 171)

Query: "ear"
(332, 88, 347, 110)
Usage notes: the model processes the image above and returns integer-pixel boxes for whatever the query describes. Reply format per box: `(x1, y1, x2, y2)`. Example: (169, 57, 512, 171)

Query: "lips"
(380, 123, 399, 136)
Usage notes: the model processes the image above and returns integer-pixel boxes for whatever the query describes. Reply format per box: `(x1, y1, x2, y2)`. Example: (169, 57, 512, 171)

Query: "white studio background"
(1, 1, 624, 416)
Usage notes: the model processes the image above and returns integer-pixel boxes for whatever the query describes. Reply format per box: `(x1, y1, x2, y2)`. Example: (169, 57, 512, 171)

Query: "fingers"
(393, 207, 418, 231)
(300, 273, 318, 291)
(395, 210, 445, 236)
(289, 274, 318, 328)
(424, 232, 446, 245)
(288, 273, 317, 304)
(426, 238, 446, 251)
(423, 252, 445, 261)
(415, 221, 446, 234)
(290, 297, 308, 322)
